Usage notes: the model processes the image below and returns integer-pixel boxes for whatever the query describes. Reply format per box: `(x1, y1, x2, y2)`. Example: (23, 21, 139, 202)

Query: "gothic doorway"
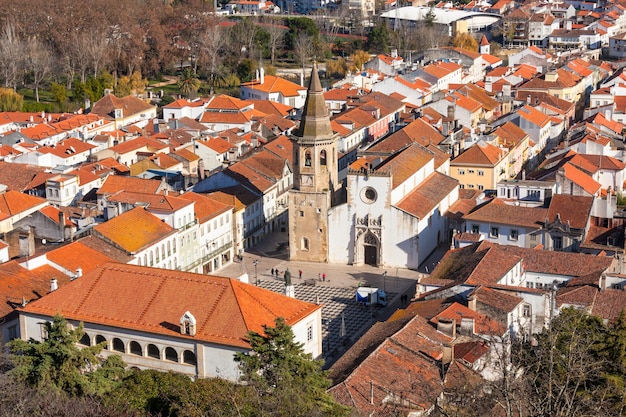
(364, 245, 377, 265)
(362, 231, 379, 266)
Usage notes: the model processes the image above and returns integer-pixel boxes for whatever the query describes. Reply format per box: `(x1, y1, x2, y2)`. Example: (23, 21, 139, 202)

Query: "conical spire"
(294, 63, 334, 140)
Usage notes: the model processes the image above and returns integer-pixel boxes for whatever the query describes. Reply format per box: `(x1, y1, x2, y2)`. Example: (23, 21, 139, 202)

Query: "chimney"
(260, 67, 265, 84)
(447, 105, 455, 120)
(300, 71, 304, 87)
(75, 267, 82, 279)
(437, 318, 456, 338)
(58, 211, 65, 240)
(255, 69, 259, 82)
(468, 293, 477, 311)
(442, 343, 454, 364)
(601, 274, 607, 290)
(50, 277, 58, 292)
(522, 170, 526, 181)
(391, 49, 398, 58)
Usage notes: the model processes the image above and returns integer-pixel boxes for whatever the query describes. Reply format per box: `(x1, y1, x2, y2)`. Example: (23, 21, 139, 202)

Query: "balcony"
(183, 242, 233, 272)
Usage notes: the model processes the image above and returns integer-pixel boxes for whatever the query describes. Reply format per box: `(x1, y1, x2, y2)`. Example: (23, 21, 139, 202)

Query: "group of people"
(268, 268, 327, 282)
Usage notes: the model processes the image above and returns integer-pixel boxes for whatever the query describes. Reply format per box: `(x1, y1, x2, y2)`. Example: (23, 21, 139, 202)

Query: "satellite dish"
(42, 239, 47, 245)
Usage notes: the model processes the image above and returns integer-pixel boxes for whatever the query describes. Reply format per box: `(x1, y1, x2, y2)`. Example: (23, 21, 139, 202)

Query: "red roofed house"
(17, 262, 322, 380)
(240, 69, 307, 108)
(91, 93, 157, 130)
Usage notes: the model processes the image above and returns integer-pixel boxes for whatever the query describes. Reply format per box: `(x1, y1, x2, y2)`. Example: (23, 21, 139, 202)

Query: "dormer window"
(180, 311, 197, 336)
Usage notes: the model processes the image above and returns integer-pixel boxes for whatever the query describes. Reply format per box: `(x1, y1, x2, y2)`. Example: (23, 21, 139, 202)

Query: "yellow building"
(450, 141, 508, 191)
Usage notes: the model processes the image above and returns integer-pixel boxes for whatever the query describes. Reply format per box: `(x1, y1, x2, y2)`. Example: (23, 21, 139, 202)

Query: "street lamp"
(253, 260, 259, 285)
(382, 271, 387, 293)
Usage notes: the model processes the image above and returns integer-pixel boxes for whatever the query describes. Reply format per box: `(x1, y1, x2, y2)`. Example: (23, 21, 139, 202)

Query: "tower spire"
(295, 62, 333, 140)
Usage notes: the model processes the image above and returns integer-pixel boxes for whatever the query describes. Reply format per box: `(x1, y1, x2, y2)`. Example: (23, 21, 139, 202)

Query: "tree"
(366, 22, 392, 54)
(0, 88, 23, 111)
(349, 50, 371, 72)
(8, 314, 126, 397)
(50, 82, 67, 111)
(452, 32, 479, 52)
(25, 36, 53, 102)
(520, 308, 618, 417)
(263, 18, 285, 65)
(177, 67, 201, 98)
(235, 317, 349, 416)
(0, 24, 23, 90)
(293, 32, 314, 76)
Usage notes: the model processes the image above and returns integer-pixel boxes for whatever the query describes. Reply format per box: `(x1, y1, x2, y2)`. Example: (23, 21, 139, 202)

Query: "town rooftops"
(20, 262, 320, 349)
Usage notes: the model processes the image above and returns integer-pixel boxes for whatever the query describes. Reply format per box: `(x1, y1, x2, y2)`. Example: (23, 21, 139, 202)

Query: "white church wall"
(386, 209, 420, 269)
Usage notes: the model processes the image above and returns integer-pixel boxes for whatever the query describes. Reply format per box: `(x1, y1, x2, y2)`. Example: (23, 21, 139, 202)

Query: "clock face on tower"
(301, 174, 313, 186)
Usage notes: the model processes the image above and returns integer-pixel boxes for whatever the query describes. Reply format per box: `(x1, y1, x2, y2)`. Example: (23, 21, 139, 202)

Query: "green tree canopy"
(366, 23, 393, 54)
(8, 314, 126, 397)
(177, 67, 202, 98)
(235, 317, 349, 416)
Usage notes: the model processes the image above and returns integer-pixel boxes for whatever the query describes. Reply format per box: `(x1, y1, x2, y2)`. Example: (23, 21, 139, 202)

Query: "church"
(289, 66, 459, 269)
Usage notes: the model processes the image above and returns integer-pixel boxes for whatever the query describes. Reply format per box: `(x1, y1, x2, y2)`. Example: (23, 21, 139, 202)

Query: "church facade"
(289, 67, 459, 269)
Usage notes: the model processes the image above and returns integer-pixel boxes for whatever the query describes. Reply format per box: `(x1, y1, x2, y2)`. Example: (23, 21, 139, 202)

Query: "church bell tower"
(288, 63, 339, 262)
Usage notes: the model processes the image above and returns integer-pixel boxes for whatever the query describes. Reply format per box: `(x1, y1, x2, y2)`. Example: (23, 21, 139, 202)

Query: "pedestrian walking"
(271, 268, 274, 276)
(322, 273, 326, 282)
(299, 270, 302, 279)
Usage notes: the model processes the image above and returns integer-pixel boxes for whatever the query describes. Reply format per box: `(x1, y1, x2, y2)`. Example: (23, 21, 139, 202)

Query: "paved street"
(217, 231, 432, 367)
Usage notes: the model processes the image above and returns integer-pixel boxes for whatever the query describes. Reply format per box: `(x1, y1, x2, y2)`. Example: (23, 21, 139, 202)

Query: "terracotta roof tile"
(463, 198, 547, 228)
(178, 191, 232, 223)
(241, 75, 306, 97)
(451, 141, 506, 166)
(93, 207, 176, 253)
(97, 175, 162, 196)
(21, 263, 320, 349)
(46, 241, 117, 276)
(395, 172, 458, 218)
(376, 143, 435, 189)
(0, 261, 69, 317)
(91, 94, 154, 119)
(546, 194, 592, 229)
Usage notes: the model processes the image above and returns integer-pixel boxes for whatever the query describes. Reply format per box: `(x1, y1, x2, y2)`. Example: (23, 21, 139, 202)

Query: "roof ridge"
(198, 280, 228, 334)
(136, 269, 169, 323)
(75, 265, 107, 313)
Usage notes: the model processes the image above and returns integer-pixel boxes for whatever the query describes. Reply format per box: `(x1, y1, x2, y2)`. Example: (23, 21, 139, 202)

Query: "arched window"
(79, 333, 90, 346)
(129, 341, 142, 356)
(112, 338, 125, 353)
(183, 350, 197, 365)
(147, 344, 160, 359)
(167, 241, 171, 256)
(320, 149, 327, 166)
(165, 347, 178, 362)
(143, 254, 147, 265)
(301, 237, 309, 251)
(149, 251, 154, 266)
(304, 149, 312, 167)
(95, 335, 106, 346)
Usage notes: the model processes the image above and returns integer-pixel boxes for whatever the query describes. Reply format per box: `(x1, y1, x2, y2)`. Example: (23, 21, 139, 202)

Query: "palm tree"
(177, 68, 201, 98)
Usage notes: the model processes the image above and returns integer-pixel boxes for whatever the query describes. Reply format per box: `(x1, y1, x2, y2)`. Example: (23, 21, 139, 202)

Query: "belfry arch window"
(320, 150, 327, 166)
(304, 149, 312, 167)
(180, 311, 197, 336)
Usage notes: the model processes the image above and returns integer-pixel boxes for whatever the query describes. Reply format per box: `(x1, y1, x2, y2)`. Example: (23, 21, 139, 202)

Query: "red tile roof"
(546, 194, 593, 229)
(93, 207, 176, 253)
(97, 175, 162, 196)
(395, 172, 458, 218)
(20, 263, 320, 349)
(46, 241, 117, 276)
(463, 198, 547, 229)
